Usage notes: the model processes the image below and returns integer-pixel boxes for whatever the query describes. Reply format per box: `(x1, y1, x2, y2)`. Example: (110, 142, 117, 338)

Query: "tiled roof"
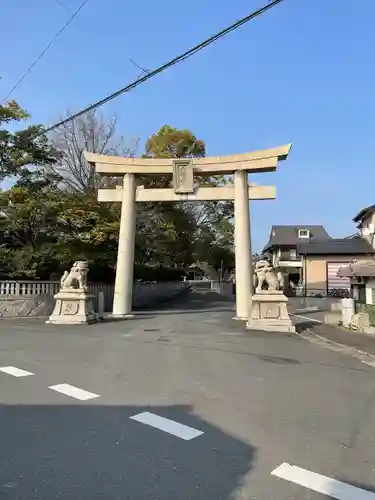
(263, 225, 331, 252)
(353, 204, 375, 223)
(338, 261, 375, 278)
(297, 238, 375, 256)
(344, 233, 361, 239)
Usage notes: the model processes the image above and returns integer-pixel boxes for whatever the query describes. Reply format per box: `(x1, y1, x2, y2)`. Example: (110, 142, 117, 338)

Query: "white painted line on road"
(0, 366, 34, 377)
(271, 462, 375, 500)
(294, 307, 320, 314)
(130, 411, 203, 440)
(362, 360, 375, 367)
(291, 314, 322, 324)
(49, 384, 100, 401)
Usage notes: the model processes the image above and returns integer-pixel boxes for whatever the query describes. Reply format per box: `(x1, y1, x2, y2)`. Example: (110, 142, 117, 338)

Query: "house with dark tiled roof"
(262, 225, 331, 288)
(294, 203, 375, 296)
(262, 221, 375, 297)
(297, 238, 375, 296)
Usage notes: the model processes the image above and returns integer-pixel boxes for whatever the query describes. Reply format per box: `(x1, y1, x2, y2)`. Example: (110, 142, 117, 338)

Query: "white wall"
(366, 279, 375, 305)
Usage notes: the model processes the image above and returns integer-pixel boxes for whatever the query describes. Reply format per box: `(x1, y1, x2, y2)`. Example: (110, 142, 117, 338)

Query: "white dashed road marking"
(291, 314, 322, 324)
(271, 462, 375, 500)
(0, 366, 34, 377)
(130, 411, 204, 440)
(49, 384, 100, 401)
(362, 360, 375, 367)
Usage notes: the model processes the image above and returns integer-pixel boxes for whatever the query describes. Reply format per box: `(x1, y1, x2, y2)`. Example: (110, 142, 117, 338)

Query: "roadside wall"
(288, 296, 342, 312)
(210, 281, 234, 296)
(0, 282, 189, 319)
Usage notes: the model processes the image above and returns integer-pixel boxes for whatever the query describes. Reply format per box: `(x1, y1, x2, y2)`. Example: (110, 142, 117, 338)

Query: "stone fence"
(210, 281, 234, 295)
(288, 296, 342, 313)
(0, 280, 189, 319)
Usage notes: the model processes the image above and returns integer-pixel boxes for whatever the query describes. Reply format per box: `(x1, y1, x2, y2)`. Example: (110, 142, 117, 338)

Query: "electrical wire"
(53, 0, 72, 14)
(2, 0, 90, 102)
(43, 0, 285, 133)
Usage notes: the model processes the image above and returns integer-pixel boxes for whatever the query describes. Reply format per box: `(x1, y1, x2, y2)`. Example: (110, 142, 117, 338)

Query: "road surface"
(0, 290, 375, 499)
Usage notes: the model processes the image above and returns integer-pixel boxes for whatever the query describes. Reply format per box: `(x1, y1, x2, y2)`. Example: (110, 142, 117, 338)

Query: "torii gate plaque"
(84, 144, 291, 320)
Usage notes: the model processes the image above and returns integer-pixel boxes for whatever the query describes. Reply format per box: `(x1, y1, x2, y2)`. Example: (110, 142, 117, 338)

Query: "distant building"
(262, 222, 375, 297)
(263, 225, 331, 287)
(353, 204, 375, 248)
(186, 265, 205, 281)
(297, 238, 375, 296)
(338, 260, 375, 304)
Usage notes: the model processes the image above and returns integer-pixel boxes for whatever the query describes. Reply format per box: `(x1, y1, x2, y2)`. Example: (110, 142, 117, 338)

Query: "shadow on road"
(100, 290, 234, 321)
(0, 403, 255, 500)
(145, 289, 235, 313)
(293, 318, 321, 334)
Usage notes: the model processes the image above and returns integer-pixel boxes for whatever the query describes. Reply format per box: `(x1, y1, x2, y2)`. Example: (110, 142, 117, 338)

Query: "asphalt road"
(1, 290, 375, 499)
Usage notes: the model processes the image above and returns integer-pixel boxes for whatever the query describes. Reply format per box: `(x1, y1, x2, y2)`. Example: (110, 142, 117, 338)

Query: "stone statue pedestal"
(246, 291, 295, 333)
(46, 289, 98, 325)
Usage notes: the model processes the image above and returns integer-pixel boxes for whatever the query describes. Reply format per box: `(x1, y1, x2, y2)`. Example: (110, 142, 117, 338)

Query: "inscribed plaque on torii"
(172, 159, 194, 194)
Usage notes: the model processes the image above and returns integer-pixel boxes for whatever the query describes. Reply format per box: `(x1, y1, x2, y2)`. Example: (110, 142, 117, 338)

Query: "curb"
(0, 315, 49, 321)
(303, 327, 375, 365)
(293, 307, 320, 314)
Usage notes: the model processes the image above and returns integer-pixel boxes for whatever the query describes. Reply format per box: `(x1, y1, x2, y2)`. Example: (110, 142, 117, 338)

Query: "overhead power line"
(127, 57, 150, 75)
(53, 0, 72, 14)
(43, 0, 285, 134)
(2, 0, 90, 102)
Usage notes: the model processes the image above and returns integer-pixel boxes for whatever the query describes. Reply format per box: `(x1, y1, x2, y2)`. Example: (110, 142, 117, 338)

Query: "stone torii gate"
(84, 144, 291, 319)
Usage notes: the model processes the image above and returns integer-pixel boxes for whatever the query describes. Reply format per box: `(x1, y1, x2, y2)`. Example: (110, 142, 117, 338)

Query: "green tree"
(0, 181, 121, 280)
(145, 125, 205, 159)
(143, 124, 234, 273)
(55, 192, 120, 280)
(0, 101, 64, 279)
(0, 101, 60, 181)
(137, 125, 205, 267)
(0, 177, 65, 279)
(0, 117, 234, 281)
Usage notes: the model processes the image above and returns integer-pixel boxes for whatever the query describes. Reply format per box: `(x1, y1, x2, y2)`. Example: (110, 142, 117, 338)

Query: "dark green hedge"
(86, 263, 186, 283)
(86, 264, 187, 283)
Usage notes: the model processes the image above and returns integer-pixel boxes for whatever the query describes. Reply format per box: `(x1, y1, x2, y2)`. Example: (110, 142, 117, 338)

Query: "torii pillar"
(233, 170, 253, 319)
(84, 144, 291, 319)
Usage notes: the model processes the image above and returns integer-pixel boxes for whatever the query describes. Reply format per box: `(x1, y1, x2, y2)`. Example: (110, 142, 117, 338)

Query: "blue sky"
(1, 0, 374, 252)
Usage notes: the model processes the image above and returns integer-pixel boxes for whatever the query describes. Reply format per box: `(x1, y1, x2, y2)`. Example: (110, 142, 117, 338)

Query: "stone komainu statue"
(253, 259, 284, 293)
(60, 261, 89, 291)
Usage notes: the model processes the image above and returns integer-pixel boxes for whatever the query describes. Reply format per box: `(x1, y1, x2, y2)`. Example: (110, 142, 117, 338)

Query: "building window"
(289, 249, 297, 260)
(298, 229, 310, 239)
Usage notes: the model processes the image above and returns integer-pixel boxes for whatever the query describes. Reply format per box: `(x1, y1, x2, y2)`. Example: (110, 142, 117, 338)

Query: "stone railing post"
(341, 298, 355, 327)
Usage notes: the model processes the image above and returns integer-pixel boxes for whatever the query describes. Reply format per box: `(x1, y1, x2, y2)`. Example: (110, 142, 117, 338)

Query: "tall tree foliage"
(0, 102, 62, 278)
(0, 108, 234, 280)
(143, 125, 235, 273)
(49, 109, 139, 194)
(136, 125, 205, 267)
(0, 101, 60, 181)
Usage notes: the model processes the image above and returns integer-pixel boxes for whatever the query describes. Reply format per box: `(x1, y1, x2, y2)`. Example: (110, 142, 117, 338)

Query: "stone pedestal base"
(46, 289, 98, 325)
(246, 291, 295, 333)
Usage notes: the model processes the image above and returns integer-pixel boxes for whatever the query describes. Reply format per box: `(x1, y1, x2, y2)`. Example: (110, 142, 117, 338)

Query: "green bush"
(133, 264, 186, 282)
